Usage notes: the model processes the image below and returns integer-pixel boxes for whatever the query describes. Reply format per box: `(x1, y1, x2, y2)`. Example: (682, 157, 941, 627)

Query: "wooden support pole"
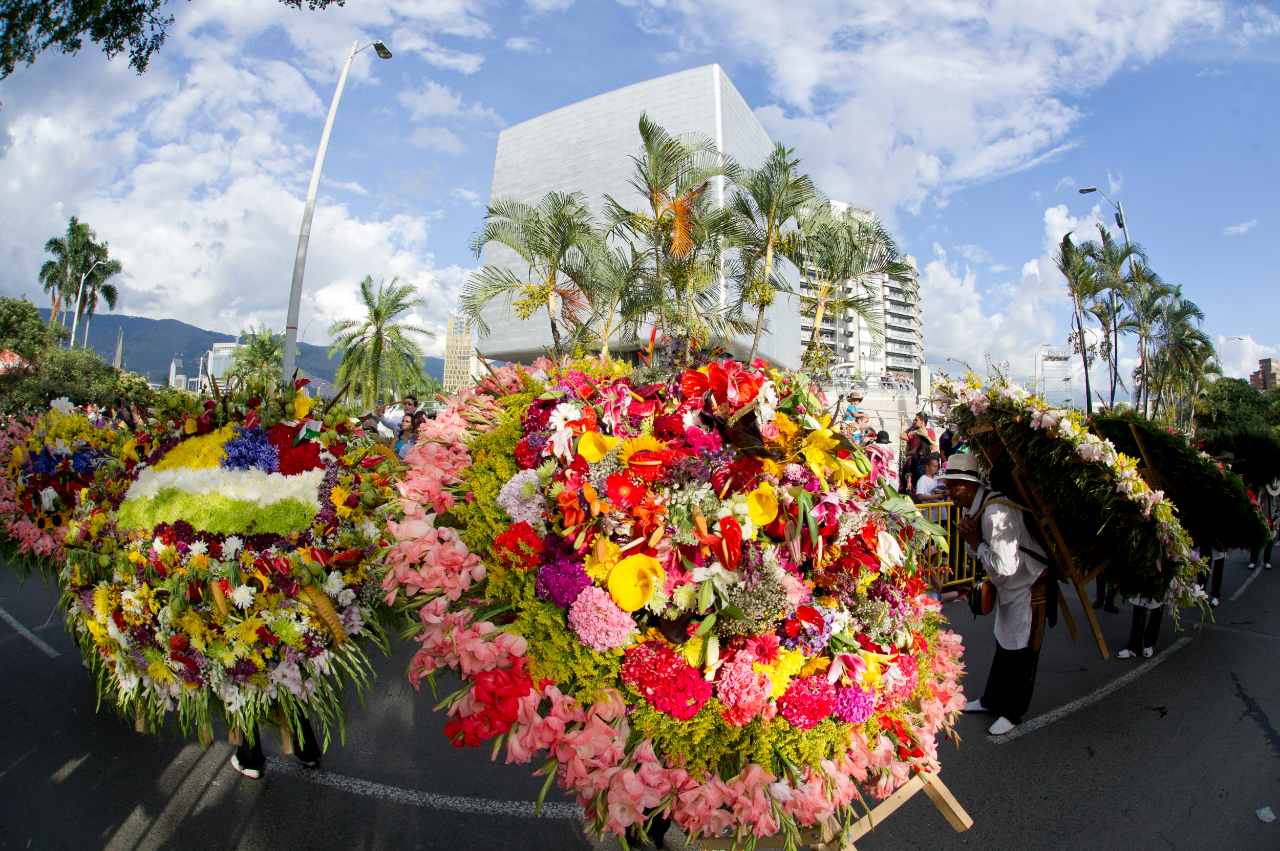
(1058, 592, 1079, 642)
(1074, 576, 1110, 660)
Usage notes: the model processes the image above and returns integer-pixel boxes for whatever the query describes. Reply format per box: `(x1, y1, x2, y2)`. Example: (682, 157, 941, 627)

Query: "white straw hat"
(937, 452, 985, 485)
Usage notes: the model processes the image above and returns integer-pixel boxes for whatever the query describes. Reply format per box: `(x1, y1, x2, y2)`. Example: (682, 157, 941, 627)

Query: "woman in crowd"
(395, 412, 417, 460)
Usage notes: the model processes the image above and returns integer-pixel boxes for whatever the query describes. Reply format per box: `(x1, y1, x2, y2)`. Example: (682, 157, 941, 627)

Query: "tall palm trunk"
(746, 235, 776, 362)
(1070, 294, 1093, 416)
(82, 313, 92, 349)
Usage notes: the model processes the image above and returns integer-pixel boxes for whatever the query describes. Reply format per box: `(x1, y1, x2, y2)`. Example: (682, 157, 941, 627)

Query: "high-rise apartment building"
(475, 65, 802, 369)
(443, 315, 482, 393)
(798, 202, 925, 393)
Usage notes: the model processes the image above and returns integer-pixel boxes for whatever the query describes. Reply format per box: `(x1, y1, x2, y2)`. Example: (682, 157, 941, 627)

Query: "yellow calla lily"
(746, 482, 779, 527)
(858, 650, 896, 690)
(577, 431, 620, 463)
(293, 389, 316, 420)
(607, 553, 665, 612)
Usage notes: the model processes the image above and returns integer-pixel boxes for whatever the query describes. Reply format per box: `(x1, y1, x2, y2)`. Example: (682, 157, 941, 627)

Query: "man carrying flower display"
(942, 454, 1049, 737)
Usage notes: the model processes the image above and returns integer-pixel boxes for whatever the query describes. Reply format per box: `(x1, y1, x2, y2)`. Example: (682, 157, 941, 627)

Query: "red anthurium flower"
(680, 369, 710, 401)
(606, 472, 645, 511)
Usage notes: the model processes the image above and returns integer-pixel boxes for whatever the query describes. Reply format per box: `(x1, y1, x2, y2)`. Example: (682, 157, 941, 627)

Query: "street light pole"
(68, 258, 107, 350)
(1079, 185, 1137, 411)
(281, 39, 392, 390)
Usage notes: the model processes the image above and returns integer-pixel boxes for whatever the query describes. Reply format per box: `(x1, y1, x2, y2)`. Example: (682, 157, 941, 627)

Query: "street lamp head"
(372, 41, 393, 60)
(1078, 187, 1097, 194)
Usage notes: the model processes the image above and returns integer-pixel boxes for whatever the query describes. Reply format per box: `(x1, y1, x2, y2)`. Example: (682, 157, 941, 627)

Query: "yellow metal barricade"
(915, 500, 980, 590)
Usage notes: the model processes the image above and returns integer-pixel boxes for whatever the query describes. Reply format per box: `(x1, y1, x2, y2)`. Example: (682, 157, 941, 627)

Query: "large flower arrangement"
(3, 404, 123, 567)
(386, 357, 966, 847)
(936, 376, 1207, 607)
(58, 386, 400, 745)
(1092, 411, 1267, 554)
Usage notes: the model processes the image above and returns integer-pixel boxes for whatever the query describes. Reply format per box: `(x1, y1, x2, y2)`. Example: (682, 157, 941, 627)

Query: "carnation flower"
(833, 684, 875, 724)
(568, 586, 637, 651)
(716, 659, 772, 727)
(621, 641, 712, 720)
(777, 674, 836, 730)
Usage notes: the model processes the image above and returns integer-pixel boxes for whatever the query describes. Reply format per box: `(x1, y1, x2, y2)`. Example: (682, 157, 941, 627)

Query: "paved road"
(0, 553, 1276, 850)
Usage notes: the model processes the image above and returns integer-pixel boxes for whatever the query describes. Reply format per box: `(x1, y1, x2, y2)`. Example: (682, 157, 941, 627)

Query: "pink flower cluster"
(715, 659, 772, 728)
(383, 515, 484, 606)
(777, 674, 836, 730)
(567, 586, 636, 651)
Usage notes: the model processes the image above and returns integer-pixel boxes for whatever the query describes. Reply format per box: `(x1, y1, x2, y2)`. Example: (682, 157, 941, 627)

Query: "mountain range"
(38, 310, 444, 386)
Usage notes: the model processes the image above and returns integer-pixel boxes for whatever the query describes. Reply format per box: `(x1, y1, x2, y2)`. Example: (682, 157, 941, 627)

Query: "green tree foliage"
(0, 297, 58, 361)
(228, 326, 284, 398)
(0, 347, 151, 414)
(2, 0, 344, 78)
(1195, 378, 1268, 434)
(329, 276, 432, 410)
(38, 216, 123, 344)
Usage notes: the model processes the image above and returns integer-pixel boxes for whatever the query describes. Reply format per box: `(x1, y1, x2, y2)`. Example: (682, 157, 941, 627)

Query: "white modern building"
(475, 64, 802, 368)
(442, 314, 483, 393)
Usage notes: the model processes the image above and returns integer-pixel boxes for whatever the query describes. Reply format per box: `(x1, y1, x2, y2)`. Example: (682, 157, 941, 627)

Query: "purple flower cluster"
(779, 606, 836, 654)
(535, 551, 592, 609)
(834, 684, 875, 723)
(221, 426, 279, 472)
(70, 448, 104, 476)
(782, 463, 821, 494)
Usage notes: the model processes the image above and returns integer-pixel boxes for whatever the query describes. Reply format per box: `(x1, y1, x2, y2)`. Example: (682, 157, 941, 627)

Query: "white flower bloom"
(757, 380, 779, 425)
(221, 536, 243, 560)
(50, 397, 74, 414)
(324, 570, 344, 598)
(337, 588, 356, 607)
(122, 467, 325, 510)
(877, 530, 905, 569)
(39, 487, 58, 512)
(547, 402, 581, 460)
(231, 584, 256, 610)
(152, 537, 166, 554)
(188, 540, 208, 557)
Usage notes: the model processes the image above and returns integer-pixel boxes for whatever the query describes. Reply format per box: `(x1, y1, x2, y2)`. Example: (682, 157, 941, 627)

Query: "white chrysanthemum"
(338, 588, 356, 607)
(188, 540, 208, 557)
(38, 487, 58, 512)
(221, 535, 243, 559)
(324, 570, 344, 597)
(231, 585, 256, 610)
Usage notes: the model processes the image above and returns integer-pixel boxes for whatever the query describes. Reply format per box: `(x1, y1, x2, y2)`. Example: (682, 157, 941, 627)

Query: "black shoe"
(1103, 604, 1120, 614)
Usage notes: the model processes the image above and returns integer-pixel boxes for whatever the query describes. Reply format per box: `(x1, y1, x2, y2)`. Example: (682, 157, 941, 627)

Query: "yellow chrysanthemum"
(330, 484, 354, 518)
(771, 412, 799, 445)
(577, 431, 620, 463)
(746, 482, 779, 527)
(756, 647, 807, 699)
(147, 659, 175, 685)
(584, 538, 622, 583)
(800, 655, 831, 677)
(607, 553, 665, 612)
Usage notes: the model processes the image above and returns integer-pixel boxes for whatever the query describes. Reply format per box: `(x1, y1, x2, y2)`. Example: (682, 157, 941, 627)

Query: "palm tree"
(729, 143, 816, 361)
(460, 192, 599, 361)
(1081, 226, 1143, 406)
(1055, 233, 1097, 414)
(229, 326, 284, 397)
(38, 217, 93, 329)
(1124, 260, 1173, 416)
(1147, 290, 1213, 425)
(604, 113, 734, 347)
(791, 206, 907, 376)
(571, 241, 649, 359)
(329, 276, 432, 410)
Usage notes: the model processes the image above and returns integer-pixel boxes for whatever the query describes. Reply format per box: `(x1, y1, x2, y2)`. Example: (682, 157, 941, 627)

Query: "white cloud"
(526, 0, 575, 12)
(1107, 170, 1124, 195)
(988, 263, 1010, 274)
(504, 36, 545, 53)
(625, 1, 1225, 216)
(1215, 335, 1277, 379)
(1054, 176, 1077, 192)
(391, 30, 487, 75)
(410, 126, 466, 154)
(1196, 66, 1226, 77)
(451, 187, 483, 206)
(955, 244, 993, 266)
(397, 80, 502, 123)
(1223, 218, 1258, 236)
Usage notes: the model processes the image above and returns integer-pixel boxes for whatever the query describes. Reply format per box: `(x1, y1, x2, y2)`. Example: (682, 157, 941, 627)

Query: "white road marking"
(0, 604, 60, 658)
(1229, 567, 1263, 602)
(264, 756, 584, 820)
(990, 635, 1193, 745)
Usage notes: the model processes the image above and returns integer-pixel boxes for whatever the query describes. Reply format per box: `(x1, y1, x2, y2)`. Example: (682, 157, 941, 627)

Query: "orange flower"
(558, 488, 586, 529)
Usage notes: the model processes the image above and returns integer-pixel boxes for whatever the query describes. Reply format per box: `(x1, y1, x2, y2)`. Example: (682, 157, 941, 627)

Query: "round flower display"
(386, 356, 967, 847)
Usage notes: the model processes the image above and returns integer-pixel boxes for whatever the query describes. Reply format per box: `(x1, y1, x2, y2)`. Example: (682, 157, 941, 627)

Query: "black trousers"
(1125, 605, 1164, 653)
(1093, 575, 1117, 608)
(236, 715, 321, 770)
(1252, 539, 1275, 566)
(980, 642, 1040, 724)
(1199, 556, 1225, 599)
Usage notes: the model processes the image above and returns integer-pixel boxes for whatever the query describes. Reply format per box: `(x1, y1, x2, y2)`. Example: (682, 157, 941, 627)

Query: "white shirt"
(962, 486, 1047, 650)
(915, 474, 941, 498)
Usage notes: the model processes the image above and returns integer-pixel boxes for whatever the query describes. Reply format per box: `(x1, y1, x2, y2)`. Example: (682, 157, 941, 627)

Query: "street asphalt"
(0, 551, 1276, 850)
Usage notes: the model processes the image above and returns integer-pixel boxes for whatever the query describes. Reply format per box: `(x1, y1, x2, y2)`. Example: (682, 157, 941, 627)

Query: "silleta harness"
(967, 490, 1058, 633)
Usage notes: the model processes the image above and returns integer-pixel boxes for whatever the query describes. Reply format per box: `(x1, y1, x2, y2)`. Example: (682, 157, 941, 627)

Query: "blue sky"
(1, 0, 1277, 393)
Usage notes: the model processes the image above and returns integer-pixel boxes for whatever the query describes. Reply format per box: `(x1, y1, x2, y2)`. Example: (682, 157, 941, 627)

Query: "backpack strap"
(977, 493, 1052, 568)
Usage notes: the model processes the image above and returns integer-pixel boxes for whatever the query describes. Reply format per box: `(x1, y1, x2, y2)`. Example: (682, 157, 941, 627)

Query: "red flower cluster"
(777, 674, 836, 730)
(877, 714, 926, 761)
(444, 657, 537, 747)
(621, 641, 712, 721)
(492, 522, 544, 572)
(266, 423, 323, 474)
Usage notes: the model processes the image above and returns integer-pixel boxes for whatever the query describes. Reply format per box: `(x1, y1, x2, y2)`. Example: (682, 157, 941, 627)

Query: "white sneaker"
(988, 717, 1017, 736)
(1248, 563, 1256, 570)
(1116, 648, 1137, 659)
(1142, 647, 1154, 658)
(230, 754, 261, 780)
(963, 698, 989, 714)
